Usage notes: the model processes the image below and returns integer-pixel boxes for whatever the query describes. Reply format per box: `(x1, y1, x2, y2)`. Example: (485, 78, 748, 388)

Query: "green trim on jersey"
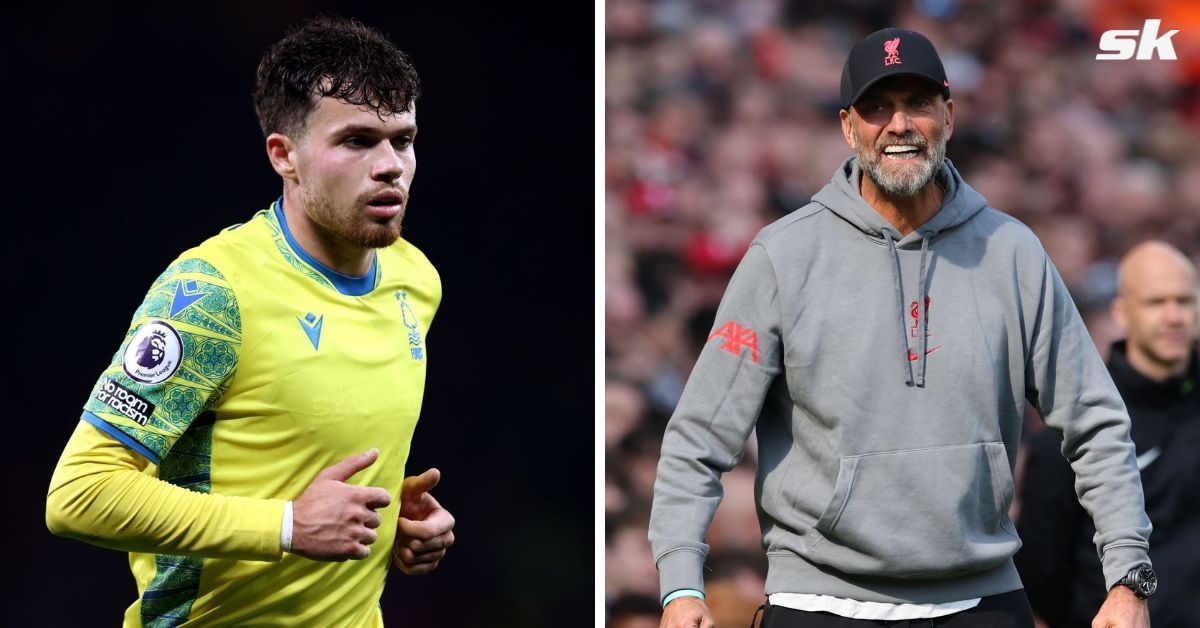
(82, 260, 241, 463)
(140, 554, 204, 628)
(141, 414, 214, 626)
(261, 208, 339, 291)
(260, 203, 385, 293)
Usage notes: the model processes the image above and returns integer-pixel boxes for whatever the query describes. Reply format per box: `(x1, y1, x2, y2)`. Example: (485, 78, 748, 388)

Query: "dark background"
(8, 1, 593, 625)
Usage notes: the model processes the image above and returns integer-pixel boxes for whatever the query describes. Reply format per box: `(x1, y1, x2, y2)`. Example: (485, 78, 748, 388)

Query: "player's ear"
(840, 109, 856, 149)
(266, 133, 299, 182)
(943, 97, 954, 142)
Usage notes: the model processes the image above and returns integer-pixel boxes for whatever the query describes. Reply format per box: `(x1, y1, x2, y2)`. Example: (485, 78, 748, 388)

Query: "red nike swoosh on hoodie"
(908, 345, 942, 361)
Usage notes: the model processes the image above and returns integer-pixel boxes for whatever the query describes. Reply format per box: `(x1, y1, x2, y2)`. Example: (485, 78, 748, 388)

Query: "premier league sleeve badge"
(122, 320, 184, 384)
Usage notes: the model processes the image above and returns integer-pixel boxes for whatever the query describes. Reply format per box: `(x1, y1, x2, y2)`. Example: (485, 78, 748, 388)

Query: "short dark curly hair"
(253, 15, 421, 139)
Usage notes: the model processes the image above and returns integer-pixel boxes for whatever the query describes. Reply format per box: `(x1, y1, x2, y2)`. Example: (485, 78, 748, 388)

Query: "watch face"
(1137, 565, 1157, 597)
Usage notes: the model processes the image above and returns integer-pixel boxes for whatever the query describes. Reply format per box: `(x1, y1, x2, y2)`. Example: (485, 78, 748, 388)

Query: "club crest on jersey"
(123, 320, 183, 384)
(395, 290, 424, 361)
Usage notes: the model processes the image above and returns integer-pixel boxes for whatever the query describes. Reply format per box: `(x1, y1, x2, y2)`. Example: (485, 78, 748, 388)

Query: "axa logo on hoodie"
(709, 321, 760, 363)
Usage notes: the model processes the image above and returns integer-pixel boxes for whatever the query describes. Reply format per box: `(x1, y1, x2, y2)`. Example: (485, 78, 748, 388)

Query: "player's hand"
(291, 448, 392, 562)
(1090, 586, 1149, 628)
(660, 596, 715, 628)
(393, 468, 455, 575)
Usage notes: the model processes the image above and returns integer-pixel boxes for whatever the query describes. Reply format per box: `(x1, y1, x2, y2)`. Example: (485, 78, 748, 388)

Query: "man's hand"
(1091, 586, 1150, 628)
(393, 468, 455, 575)
(291, 448, 392, 561)
(660, 596, 715, 628)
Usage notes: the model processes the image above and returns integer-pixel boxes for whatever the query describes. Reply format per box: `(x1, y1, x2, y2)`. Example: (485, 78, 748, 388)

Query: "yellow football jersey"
(79, 199, 440, 627)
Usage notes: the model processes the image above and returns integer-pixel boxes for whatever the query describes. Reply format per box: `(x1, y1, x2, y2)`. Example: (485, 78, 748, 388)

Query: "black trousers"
(756, 590, 1035, 628)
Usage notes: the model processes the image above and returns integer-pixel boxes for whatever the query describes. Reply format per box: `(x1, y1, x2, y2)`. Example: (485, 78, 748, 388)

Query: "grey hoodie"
(649, 157, 1151, 604)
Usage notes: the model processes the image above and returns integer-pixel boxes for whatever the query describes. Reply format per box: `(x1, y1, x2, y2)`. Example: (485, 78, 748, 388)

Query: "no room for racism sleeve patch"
(94, 378, 156, 425)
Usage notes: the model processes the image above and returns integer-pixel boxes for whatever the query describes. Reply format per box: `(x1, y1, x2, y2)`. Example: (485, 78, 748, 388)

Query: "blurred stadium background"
(7, 2, 590, 625)
(604, 0, 1199, 625)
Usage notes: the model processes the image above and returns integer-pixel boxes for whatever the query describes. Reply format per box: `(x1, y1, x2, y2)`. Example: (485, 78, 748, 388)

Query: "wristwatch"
(1116, 564, 1157, 599)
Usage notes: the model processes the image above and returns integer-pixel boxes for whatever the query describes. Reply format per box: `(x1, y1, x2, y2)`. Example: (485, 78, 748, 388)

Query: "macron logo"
(1096, 19, 1179, 60)
(297, 312, 324, 350)
(170, 280, 208, 317)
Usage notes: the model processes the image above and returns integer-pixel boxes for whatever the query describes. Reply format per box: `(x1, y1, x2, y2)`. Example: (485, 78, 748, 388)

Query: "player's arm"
(47, 419, 286, 560)
(46, 419, 392, 561)
(44, 256, 280, 559)
(1023, 251, 1152, 603)
(651, 242, 783, 627)
(45, 257, 390, 562)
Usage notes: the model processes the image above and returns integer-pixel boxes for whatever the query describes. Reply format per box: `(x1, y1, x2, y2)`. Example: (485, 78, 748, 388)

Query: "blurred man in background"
(1018, 241, 1199, 628)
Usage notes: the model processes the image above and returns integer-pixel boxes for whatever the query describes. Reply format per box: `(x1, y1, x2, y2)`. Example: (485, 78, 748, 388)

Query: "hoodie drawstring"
(884, 231, 915, 386)
(885, 231, 933, 387)
(915, 233, 931, 387)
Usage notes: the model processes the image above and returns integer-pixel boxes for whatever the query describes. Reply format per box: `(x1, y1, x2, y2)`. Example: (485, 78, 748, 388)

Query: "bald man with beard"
(1016, 241, 1199, 628)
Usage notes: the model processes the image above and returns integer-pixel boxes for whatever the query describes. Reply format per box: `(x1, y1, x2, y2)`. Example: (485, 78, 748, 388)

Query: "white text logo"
(1096, 19, 1179, 60)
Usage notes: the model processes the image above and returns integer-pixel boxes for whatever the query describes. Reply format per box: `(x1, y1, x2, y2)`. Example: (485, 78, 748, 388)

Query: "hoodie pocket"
(805, 442, 1020, 578)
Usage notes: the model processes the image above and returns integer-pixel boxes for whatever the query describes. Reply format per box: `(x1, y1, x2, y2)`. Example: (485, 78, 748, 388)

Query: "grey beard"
(858, 136, 946, 198)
